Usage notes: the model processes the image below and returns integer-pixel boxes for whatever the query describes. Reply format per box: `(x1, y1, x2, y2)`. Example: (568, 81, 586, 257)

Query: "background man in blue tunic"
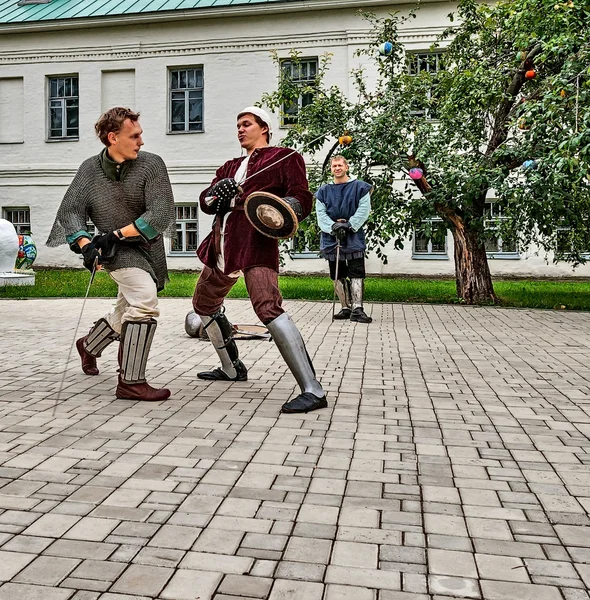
(315, 155, 373, 323)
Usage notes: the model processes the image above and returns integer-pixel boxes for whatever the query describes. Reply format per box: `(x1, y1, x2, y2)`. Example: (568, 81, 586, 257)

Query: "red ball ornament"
(525, 70, 536, 80)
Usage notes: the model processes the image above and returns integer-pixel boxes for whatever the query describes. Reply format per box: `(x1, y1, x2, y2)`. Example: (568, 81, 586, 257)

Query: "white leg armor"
(350, 279, 373, 323)
(267, 313, 327, 413)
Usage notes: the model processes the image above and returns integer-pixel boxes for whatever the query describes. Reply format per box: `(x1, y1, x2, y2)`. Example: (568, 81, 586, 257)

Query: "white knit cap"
(238, 106, 274, 137)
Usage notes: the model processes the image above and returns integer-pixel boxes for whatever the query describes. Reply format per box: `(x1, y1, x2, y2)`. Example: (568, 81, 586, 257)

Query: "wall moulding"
(0, 164, 224, 185)
(0, 27, 446, 64)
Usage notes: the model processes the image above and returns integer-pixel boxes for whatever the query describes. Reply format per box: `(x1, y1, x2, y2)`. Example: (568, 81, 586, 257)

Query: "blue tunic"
(315, 179, 372, 260)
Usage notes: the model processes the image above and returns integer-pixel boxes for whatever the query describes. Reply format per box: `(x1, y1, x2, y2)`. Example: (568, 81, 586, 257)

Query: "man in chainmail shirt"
(47, 107, 175, 402)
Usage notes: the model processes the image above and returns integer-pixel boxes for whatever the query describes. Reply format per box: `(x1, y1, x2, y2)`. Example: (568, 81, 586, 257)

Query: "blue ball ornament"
(379, 42, 393, 56)
(522, 159, 537, 170)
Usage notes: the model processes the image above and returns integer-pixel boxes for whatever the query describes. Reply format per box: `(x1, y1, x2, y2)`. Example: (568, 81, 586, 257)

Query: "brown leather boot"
(76, 336, 99, 375)
(116, 377, 171, 401)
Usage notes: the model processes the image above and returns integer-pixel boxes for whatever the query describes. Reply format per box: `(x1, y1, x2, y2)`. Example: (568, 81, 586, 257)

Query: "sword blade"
(51, 261, 98, 416)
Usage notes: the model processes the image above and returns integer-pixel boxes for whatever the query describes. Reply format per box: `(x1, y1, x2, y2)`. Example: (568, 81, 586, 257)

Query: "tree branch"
(485, 43, 543, 157)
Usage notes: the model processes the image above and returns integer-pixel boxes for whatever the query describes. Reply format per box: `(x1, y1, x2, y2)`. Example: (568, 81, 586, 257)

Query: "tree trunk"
(452, 222, 498, 304)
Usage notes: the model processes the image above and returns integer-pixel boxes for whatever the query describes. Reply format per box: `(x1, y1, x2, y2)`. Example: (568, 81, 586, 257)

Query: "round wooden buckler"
(244, 191, 299, 239)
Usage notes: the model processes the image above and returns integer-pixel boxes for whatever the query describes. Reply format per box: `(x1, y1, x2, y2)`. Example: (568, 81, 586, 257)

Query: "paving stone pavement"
(0, 297, 589, 600)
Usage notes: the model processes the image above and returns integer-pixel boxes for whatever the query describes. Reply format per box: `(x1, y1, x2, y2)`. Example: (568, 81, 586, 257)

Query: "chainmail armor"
(47, 151, 175, 290)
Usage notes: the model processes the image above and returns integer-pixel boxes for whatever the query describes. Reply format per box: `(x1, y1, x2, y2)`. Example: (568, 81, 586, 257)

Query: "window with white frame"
(484, 201, 519, 258)
(407, 52, 444, 119)
(169, 67, 204, 133)
(280, 58, 318, 126)
(48, 76, 79, 140)
(3, 207, 31, 234)
(170, 205, 199, 253)
(554, 227, 590, 259)
(412, 218, 448, 259)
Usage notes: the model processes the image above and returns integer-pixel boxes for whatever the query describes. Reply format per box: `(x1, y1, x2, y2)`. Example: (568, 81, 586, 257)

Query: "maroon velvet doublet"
(197, 146, 313, 275)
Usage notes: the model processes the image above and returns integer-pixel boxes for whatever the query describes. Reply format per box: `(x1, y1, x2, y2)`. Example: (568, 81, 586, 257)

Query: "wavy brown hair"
(95, 107, 140, 146)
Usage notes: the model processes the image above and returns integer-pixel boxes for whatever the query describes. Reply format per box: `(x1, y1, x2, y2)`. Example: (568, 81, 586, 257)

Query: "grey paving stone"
(283, 536, 331, 564)
(110, 564, 174, 596)
(13, 555, 79, 585)
(479, 580, 562, 600)
(0, 583, 75, 600)
(160, 569, 222, 600)
(0, 550, 36, 581)
(218, 574, 273, 598)
(275, 561, 325, 582)
(475, 554, 529, 582)
(180, 551, 254, 574)
(70, 558, 127, 581)
(429, 574, 480, 598)
(268, 579, 324, 600)
(428, 549, 477, 578)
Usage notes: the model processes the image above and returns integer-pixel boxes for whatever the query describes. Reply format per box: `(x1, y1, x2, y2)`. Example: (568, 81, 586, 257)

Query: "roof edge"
(0, 0, 435, 33)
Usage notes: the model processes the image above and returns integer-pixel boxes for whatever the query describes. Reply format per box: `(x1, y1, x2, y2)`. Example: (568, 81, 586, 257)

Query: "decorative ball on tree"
(523, 159, 538, 169)
(379, 42, 393, 56)
(409, 167, 424, 180)
(338, 133, 353, 146)
(525, 69, 536, 79)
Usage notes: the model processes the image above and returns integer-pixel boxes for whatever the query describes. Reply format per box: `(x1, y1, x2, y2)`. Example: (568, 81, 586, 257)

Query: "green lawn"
(1, 270, 590, 311)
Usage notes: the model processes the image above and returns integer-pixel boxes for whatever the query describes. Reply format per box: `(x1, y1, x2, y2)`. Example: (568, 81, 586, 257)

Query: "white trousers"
(104, 268, 160, 333)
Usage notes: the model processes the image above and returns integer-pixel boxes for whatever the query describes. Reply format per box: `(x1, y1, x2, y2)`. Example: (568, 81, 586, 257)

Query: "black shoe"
(333, 308, 352, 320)
(281, 392, 328, 414)
(197, 361, 248, 382)
(350, 307, 372, 323)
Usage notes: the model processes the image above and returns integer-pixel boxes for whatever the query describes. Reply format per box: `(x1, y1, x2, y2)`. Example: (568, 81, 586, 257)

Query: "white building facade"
(0, 0, 587, 278)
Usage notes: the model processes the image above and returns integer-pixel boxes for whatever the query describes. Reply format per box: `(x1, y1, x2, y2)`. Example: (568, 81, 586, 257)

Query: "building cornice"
(0, 0, 444, 34)
(0, 27, 446, 64)
(0, 164, 238, 183)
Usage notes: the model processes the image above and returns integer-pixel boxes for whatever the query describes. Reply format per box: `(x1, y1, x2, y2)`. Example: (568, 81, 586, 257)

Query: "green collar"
(99, 147, 132, 182)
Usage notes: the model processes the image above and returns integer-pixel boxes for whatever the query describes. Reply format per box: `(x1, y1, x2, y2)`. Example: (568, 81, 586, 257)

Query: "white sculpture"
(0, 218, 18, 272)
(0, 218, 35, 286)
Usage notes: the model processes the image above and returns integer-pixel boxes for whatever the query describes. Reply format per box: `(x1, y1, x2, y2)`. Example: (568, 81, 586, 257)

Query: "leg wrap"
(119, 319, 157, 384)
(266, 313, 324, 397)
(200, 308, 246, 380)
(84, 318, 119, 357)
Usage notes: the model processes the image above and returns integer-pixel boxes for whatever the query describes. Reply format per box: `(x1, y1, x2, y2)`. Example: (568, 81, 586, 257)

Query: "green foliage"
(260, 0, 590, 276)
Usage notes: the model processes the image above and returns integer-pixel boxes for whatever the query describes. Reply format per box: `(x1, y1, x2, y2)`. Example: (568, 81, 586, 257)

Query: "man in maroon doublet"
(192, 107, 327, 414)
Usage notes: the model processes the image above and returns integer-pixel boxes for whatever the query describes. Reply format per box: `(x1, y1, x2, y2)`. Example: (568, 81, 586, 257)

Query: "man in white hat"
(190, 106, 327, 414)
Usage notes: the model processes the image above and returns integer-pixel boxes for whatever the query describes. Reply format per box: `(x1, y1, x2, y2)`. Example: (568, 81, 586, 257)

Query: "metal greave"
(334, 279, 351, 309)
(119, 319, 157, 384)
(350, 278, 364, 310)
(266, 313, 324, 397)
(84, 318, 119, 357)
(199, 309, 240, 378)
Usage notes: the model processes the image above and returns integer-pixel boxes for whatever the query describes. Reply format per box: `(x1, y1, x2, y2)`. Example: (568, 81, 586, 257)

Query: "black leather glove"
(283, 196, 303, 220)
(205, 178, 241, 214)
(92, 231, 119, 264)
(80, 242, 100, 272)
(331, 221, 353, 240)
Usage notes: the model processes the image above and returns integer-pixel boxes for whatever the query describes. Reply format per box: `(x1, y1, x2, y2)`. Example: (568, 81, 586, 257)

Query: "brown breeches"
(192, 265, 284, 324)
